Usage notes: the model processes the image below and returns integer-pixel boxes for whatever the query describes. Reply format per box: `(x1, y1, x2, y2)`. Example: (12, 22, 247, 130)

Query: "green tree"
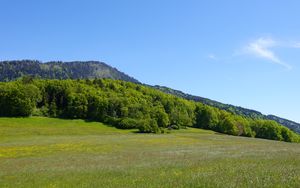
(194, 105, 219, 129)
(152, 106, 170, 128)
(66, 93, 88, 119)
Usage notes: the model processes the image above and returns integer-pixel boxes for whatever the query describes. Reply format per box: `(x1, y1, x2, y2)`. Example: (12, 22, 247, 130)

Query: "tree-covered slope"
(0, 78, 299, 142)
(0, 60, 139, 83)
(152, 85, 300, 134)
(0, 60, 299, 134)
(267, 115, 300, 133)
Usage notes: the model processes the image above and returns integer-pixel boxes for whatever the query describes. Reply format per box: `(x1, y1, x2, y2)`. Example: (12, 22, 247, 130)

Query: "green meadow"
(0, 117, 299, 188)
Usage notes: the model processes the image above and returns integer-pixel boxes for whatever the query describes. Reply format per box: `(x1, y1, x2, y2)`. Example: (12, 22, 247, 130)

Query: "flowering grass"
(0, 117, 299, 187)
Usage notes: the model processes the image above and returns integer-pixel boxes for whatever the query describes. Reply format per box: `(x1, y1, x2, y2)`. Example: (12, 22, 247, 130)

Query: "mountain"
(152, 85, 300, 134)
(0, 60, 299, 134)
(0, 60, 139, 83)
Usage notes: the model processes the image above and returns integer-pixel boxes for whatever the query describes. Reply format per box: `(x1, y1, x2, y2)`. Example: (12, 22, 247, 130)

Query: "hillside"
(152, 85, 300, 134)
(0, 60, 299, 134)
(0, 78, 299, 142)
(0, 117, 299, 187)
(0, 60, 139, 83)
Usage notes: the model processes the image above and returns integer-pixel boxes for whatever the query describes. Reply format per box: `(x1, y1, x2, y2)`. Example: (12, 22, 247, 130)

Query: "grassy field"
(0, 117, 299, 188)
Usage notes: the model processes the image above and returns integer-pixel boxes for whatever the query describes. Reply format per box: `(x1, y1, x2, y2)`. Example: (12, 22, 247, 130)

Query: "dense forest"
(153, 85, 300, 134)
(0, 78, 299, 143)
(0, 60, 139, 83)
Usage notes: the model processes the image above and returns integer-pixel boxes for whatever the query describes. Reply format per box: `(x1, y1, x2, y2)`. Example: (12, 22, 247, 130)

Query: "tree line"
(153, 85, 300, 134)
(0, 78, 299, 142)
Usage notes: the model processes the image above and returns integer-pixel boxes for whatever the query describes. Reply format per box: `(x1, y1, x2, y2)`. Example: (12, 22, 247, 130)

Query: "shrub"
(117, 118, 140, 129)
(138, 119, 159, 133)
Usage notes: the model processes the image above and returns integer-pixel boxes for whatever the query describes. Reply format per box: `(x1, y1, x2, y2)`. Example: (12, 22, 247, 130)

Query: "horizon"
(1, 0, 299, 123)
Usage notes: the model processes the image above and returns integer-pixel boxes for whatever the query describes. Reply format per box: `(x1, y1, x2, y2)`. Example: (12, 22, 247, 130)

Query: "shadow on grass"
(214, 132, 225, 135)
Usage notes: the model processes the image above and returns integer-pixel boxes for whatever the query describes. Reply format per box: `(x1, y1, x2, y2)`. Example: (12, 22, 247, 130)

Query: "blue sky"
(1, 0, 300, 122)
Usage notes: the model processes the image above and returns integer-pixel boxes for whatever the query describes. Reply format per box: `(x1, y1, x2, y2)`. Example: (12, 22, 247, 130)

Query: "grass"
(0, 117, 299, 188)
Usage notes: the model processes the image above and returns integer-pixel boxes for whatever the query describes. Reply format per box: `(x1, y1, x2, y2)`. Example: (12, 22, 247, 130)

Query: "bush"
(117, 118, 140, 129)
(138, 119, 159, 133)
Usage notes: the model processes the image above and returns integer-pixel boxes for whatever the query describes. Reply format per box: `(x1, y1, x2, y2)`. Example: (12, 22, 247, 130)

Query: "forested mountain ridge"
(152, 85, 300, 134)
(0, 60, 299, 134)
(0, 60, 139, 83)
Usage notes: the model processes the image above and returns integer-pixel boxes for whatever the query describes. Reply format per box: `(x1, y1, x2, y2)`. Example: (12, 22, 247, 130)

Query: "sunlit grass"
(0, 117, 299, 187)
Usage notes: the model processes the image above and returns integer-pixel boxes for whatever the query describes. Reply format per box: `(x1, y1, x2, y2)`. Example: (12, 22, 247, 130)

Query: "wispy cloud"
(292, 42, 300, 48)
(207, 54, 218, 60)
(243, 37, 292, 70)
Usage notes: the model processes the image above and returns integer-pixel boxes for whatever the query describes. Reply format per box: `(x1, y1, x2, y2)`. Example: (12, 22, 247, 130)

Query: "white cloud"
(244, 37, 292, 70)
(208, 54, 217, 60)
(292, 42, 300, 48)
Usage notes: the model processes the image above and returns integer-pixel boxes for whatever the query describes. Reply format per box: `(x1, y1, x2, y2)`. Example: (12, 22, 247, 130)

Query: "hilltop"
(0, 60, 139, 83)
